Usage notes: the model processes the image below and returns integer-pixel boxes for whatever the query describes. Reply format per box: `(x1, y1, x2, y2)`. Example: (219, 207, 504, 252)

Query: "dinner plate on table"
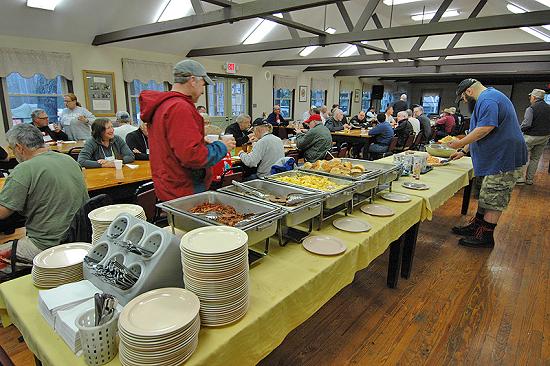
(332, 218, 372, 233)
(402, 182, 430, 190)
(381, 192, 412, 202)
(302, 235, 347, 256)
(361, 204, 395, 217)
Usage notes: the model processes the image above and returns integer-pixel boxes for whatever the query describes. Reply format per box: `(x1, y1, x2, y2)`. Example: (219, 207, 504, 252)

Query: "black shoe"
(452, 217, 479, 236)
(458, 226, 495, 248)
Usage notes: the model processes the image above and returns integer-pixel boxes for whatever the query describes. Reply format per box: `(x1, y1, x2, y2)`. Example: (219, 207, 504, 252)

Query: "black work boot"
(459, 220, 496, 248)
(452, 212, 483, 236)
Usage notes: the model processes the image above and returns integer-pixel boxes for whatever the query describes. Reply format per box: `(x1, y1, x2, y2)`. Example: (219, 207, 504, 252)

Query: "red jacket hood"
(139, 90, 193, 124)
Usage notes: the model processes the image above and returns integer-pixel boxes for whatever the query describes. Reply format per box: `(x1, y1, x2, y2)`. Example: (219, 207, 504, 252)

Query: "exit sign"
(225, 62, 236, 74)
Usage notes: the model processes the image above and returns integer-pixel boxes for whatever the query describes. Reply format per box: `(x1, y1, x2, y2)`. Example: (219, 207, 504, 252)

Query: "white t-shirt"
(114, 124, 138, 142)
(408, 117, 421, 134)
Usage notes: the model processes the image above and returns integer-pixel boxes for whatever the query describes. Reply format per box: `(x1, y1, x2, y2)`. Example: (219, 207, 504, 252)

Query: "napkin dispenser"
(83, 214, 184, 305)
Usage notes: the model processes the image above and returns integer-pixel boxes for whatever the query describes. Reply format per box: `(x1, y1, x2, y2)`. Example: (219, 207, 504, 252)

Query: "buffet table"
(0, 196, 423, 366)
(378, 156, 473, 220)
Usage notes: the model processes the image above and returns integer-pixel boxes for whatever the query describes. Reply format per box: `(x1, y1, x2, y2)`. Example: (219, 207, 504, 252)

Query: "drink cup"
(114, 159, 123, 170)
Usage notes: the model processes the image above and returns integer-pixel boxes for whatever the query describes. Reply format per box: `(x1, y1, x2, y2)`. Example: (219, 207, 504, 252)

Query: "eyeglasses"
(37, 116, 48, 120)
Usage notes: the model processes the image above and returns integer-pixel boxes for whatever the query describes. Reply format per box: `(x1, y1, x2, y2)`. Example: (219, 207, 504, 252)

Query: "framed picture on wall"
(298, 85, 308, 102)
(354, 89, 360, 103)
(82, 70, 117, 117)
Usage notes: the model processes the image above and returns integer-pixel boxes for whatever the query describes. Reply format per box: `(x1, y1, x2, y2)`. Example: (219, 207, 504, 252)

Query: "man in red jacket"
(139, 59, 236, 201)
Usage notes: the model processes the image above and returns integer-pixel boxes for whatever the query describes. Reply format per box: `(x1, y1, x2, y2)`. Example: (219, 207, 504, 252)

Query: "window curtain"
(122, 58, 173, 83)
(0, 48, 73, 80)
(311, 78, 329, 91)
(273, 75, 297, 90)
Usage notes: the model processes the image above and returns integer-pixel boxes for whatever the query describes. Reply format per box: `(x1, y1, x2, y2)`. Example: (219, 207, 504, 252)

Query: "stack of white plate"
(88, 204, 146, 244)
(180, 226, 250, 327)
(118, 288, 200, 366)
(32, 243, 92, 288)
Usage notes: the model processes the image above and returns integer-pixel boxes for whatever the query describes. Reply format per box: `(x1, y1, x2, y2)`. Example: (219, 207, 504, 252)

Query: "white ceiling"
(0, 0, 549, 69)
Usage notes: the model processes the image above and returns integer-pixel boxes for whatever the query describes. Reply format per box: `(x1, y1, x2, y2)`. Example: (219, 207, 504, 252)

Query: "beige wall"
(0, 34, 367, 144)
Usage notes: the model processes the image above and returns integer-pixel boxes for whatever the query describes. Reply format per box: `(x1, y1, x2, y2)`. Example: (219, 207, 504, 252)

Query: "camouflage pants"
(478, 168, 522, 212)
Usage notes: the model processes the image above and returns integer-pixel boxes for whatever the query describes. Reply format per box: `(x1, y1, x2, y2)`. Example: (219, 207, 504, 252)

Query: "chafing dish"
(218, 179, 322, 228)
(157, 191, 285, 250)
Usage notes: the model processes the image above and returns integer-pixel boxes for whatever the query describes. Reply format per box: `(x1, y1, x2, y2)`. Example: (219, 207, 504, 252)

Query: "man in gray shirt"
(239, 118, 285, 178)
(413, 105, 433, 144)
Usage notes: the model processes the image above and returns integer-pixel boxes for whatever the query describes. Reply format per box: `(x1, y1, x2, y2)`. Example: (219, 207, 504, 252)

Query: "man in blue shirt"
(368, 113, 394, 156)
(448, 79, 527, 248)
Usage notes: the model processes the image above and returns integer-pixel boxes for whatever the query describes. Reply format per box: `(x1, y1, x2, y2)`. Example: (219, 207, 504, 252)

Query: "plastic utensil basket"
(75, 309, 119, 366)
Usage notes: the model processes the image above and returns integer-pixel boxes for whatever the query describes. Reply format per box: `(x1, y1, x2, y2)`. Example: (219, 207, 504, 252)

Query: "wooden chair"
(0, 345, 15, 366)
(337, 146, 349, 158)
(403, 133, 416, 151)
(369, 136, 399, 160)
(412, 132, 424, 151)
(210, 166, 243, 190)
(135, 182, 164, 225)
(68, 147, 82, 161)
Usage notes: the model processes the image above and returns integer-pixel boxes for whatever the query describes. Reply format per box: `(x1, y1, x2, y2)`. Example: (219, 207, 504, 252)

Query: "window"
(361, 91, 372, 111)
(544, 93, 550, 104)
(339, 91, 352, 116)
(4, 72, 68, 126)
(310, 89, 326, 108)
(274, 88, 294, 119)
(380, 91, 395, 112)
(230, 79, 247, 117)
(421, 91, 441, 115)
(127, 80, 168, 123)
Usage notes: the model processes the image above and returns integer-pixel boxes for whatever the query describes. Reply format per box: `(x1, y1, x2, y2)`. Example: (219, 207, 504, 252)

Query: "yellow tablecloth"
(0, 197, 422, 366)
(378, 156, 471, 221)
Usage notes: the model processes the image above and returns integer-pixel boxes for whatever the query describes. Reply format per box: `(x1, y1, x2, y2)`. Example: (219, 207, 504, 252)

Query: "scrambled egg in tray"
(273, 174, 346, 192)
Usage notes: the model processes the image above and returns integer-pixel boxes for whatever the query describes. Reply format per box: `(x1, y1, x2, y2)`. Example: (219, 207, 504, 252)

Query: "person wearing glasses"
(266, 105, 288, 126)
(139, 59, 236, 201)
(31, 108, 68, 142)
(60, 93, 95, 141)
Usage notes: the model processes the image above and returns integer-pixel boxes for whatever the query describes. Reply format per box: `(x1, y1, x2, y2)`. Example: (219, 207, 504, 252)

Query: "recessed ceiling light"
(506, 3, 527, 13)
(411, 10, 460, 21)
(520, 26, 550, 42)
(361, 41, 369, 44)
(338, 45, 358, 57)
(544, 25, 550, 30)
(298, 27, 337, 56)
(26, 0, 62, 11)
(533, 0, 550, 7)
(157, 0, 194, 22)
(383, 0, 423, 5)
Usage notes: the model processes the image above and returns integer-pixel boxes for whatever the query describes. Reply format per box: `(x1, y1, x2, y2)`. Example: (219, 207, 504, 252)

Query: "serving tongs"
(232, 180, 323, 206)
(232, 180, 270, 200)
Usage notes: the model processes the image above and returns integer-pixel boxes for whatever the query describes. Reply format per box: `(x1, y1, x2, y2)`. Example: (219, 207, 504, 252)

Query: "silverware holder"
(83, 214, 184, 306)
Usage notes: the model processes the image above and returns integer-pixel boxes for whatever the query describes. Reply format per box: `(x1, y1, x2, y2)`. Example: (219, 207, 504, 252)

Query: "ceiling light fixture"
(533, 0, 550, 7)
(157, 0, 194, 22)
(298, 27, 337, 56)
(338, 45, 358, 57)
(383, 0, 423, 5)
(26, 0, 62, 11)
(243, 13, 282, 45)
(411, 9, 460, 21)
(506, 3, 526, 13)
(520, 26, 550, 42)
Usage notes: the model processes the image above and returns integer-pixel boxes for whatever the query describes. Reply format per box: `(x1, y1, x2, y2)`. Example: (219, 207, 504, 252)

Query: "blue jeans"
(368, 143, 389, 154)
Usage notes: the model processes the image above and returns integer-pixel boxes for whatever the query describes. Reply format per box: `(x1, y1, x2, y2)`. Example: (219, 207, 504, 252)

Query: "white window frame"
(339, 91, 352, 116)
(273, 88, 294, 119)
(126, 80, 169, 124)
(310, 89, 326, 108)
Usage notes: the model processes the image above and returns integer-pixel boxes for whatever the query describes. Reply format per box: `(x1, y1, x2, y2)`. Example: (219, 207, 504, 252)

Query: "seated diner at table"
(113, 111, 137, 141)
(0, 124, 88, 275)
(349, 110, 369, 128)
(394, 111, 414, 147)
(31, 108, 68, 142)
(325, 109, 351, 132)
(435, 108, 456, 139)
(238, 118, 284, 179)
(125, 121, 149, 160)
(77, 118, 135, 168)
(295, 113, 332, 162)
(368, 113, 395, 155)
(225, 114, 254, 147)
(266, 105, 288, 126)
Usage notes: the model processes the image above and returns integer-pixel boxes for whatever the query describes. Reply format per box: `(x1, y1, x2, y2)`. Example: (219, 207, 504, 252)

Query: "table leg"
(387, 235, 404, 288)
(34, 355, 42, 366)
(401, 222, 420, 279)
(461, 178, 473, 215)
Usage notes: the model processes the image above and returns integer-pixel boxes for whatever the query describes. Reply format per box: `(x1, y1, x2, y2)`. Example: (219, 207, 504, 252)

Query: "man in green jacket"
(295, 114, 333, 162)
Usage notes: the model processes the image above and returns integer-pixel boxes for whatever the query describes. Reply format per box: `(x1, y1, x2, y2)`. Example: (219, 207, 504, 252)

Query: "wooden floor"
(1, 151, 549, 366)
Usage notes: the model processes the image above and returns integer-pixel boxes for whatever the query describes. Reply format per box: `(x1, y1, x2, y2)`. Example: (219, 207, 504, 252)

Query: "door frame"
(205, 73, 253, 119)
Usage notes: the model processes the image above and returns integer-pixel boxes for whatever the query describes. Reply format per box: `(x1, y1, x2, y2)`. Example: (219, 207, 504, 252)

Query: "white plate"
(119, 288, 200, 337)
(88, 204, 144, 222)
(402, 182, 430, 190)
(180, 227, 248, 255)
(360, 204, 395, 217)
(332, 218, 372, 233)
(32, 243, 91, 269)
(381, 192, 412, 202)
(302, 235, 347, 256)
